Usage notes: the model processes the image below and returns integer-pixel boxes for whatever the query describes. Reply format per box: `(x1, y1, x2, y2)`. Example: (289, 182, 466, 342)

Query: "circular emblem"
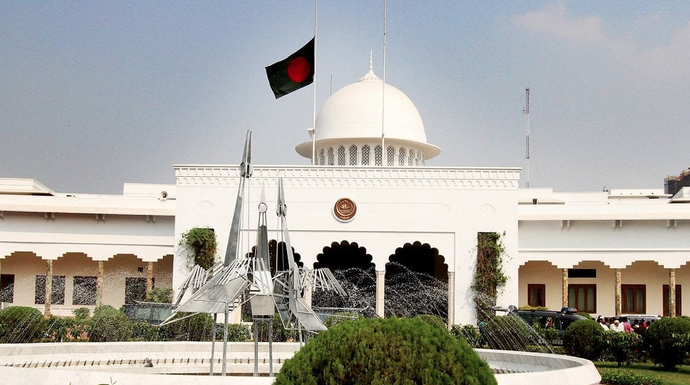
(334, 198, 357, 222)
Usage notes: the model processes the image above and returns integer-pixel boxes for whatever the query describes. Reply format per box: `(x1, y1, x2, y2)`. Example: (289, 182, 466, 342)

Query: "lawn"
(595, 362, 690, 385)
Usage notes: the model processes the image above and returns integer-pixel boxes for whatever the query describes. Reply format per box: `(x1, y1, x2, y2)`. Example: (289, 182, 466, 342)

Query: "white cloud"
(512, 3, 690, 83)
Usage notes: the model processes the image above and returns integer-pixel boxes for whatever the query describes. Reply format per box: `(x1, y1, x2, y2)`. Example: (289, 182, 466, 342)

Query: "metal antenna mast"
(524, 88, 531, 188)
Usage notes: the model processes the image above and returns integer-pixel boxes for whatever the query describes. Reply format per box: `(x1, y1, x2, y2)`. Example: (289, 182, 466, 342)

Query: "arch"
(362, 145, 370, 165)
(312, 241, 376, 316)
(327, 147, 335, 165)
(349, 145, 358, 165)
(398, 147, 406, 166)
(385, 241, 448, 319)
(386, 146, 395, 166)
(337, 146, 346, 165)
(408, 149, 414, 166)
(374, 146, 382, 166)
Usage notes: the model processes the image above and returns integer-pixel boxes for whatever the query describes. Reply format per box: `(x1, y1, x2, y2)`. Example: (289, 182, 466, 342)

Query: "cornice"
(174, 165, 521, 190)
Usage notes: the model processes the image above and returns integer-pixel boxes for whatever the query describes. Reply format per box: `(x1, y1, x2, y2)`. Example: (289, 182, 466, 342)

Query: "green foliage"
(88, 305, 133, 342)
(179, 227, 217, 269)
(563, 319, 607, 360)
(531, 322, 560, 345)
(145, 288, 173, 303)
(131, 321, 162, 341)
(600, 369, 662, 385)
(472, 232, 508, 318)
(224, 323, 251, 342)
(605, 331, 642, 367)
(72, 307, 90, 320)
(324, 312, 361, 328)
(255, 315, 297, 342)
(450, 324, 482, 348)
(276, 317, 497, 385)
(414, 314, 447, 329)
(484, 315, 537, 351)
(518, 305, 549, 311)
(45, 315, 75, 342)
(643, 317, 690, 371)
(161, 313, 214, 341)
(0, 306, 46, 343)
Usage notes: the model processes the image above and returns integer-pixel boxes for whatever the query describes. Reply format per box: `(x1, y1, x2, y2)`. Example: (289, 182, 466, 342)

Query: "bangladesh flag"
(265, 38, 315, 99)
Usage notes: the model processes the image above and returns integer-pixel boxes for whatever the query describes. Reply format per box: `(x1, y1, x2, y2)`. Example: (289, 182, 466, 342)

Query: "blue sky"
(2, 1, 690, 193)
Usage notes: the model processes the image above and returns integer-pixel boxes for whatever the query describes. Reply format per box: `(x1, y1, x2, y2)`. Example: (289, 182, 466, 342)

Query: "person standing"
(610, 319, 625, 332)
(597, 316, 608, 331)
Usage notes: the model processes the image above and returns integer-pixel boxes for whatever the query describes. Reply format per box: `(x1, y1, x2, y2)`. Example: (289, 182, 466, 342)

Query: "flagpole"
(311, 0, 318, 165)
(381, 0, 387, 164)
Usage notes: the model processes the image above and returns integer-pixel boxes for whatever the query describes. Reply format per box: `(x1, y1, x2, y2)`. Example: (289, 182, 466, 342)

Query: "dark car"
(514, 308, 586, 336)
(122, 302, 174, 325)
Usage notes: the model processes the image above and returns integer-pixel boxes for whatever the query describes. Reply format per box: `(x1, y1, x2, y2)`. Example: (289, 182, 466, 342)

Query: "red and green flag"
(265, 38, 315, 99)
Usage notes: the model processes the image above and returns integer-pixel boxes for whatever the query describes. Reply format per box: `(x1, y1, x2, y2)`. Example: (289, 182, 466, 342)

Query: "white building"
(1, 66, 688, 323)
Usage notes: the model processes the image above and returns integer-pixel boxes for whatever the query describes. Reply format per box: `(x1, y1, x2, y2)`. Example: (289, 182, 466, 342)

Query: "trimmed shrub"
(131, 321, 162, 341)
(450, 324, 482, 348)
(45, 315, 75, 342)
(599, 369, 661, 385)
(224, 323, 251, 342)
(643, 316, 690, 370)
(161, 313, 214, 341)
(324, 312, 361, 328)
(605, 331, 641, 367)
(484, 315, 539, 351)
(276, 317, 497, 385)
(88, 305, 133, 342)
(72, 307, 90, 320)
(0, 306, 46, 343)
(255, 315, 297, 342)
(415, 314, 447, 330)
(563, 319, 606, 360)
(146, 288, 173, 303)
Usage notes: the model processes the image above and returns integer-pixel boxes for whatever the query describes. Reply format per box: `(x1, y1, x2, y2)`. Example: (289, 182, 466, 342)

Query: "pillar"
(447, 271, 455, 329)
(44, 260, 53, 319)
(615, 268, 622, 316)
(146, 261, 153, 297)
(97, 261, 104, 306)
(561, 268, 568, 309)
(375, 270, 385, 318)
(669, 268, 676, 318)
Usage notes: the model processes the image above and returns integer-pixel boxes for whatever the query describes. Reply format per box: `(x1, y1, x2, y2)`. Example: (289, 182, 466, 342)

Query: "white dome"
(296, 68, 440, 162)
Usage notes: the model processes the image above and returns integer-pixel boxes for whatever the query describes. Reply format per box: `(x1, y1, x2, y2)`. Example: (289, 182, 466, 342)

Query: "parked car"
(493, 306, 586, 345)
(122, 302, 174, 325)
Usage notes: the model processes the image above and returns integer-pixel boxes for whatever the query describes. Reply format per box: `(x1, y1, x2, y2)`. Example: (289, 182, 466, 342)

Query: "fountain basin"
(0, 342, 600, 385)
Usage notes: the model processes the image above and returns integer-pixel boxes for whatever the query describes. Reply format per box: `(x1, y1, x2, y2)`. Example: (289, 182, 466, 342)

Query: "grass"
(595, 362, 690, 385)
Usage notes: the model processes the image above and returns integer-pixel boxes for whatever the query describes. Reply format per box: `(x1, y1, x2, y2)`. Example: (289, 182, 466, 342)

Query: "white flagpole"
(381, 0, 387, 164)
(311, 0, 318, 165)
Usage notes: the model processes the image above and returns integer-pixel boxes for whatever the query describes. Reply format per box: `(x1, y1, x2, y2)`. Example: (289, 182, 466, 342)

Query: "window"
(386, 146, 395, 166)
(568, 284, 596, 313)
(663, 284, 682, 317)
(362, 145, 370, 165)
(35, 275, 66, 305)
(374, 146, 382, 166)
(318, 149, 325, 165)
(622, 285, 646, 314)
(337, 146, 345, 165)
(73, 276, 97, 306)
(408, 149, 414, 166)
(125, 277, 150, 304)
(527, 284, 546, 307)
(0, 274, 14, 303)
(327, 148, 335, 165)
(398, 148, 406, 166)
(568, 269, 597, 278)
(349, 145, 358, 165)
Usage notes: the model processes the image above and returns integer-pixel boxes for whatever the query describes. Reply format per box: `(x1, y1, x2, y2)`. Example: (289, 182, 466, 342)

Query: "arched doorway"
(385, 241, 448, 319)
(312, 240, 376, 316)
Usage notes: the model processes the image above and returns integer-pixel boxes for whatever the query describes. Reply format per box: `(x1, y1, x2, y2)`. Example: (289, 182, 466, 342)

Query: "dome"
(296, 66, 440, 162)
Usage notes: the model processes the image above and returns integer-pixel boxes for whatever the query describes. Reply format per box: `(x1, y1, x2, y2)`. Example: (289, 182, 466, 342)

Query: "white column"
(376, 270, 385, 318)
(447, 271, 455, 329)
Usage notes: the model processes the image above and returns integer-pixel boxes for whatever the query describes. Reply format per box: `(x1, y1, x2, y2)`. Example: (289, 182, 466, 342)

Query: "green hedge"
(563, 319, 606, 360)
(0, 306, 46, 343)
(88, 305, 133, 342)
(276, 317, 496, 385)
(643, 317, 690, 370)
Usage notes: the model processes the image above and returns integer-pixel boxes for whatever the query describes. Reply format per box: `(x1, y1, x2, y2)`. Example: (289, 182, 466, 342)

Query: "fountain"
(0, 131, 600, 385)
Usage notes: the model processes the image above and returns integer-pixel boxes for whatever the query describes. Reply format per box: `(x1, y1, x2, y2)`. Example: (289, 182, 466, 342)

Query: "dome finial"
(359, 50, 380, 82)
(369, 49, 373, 72)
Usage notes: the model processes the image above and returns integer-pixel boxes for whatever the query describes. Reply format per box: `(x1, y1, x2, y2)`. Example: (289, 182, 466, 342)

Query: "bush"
(0, 306, 46, 343)
(450, 324, 482, 348)
(161, 313, 214, 341)
(415, 314, 447, 330)
(605, 331, 642, 367)
(276, 317, 497, 385)
(224, 323, 251, 342)
(324, 312, 361, 328)
(255, 315, 297, 342)
(643, 316, 690, 370)
(484, 315, 540, 351)
(72, 307, 90, 320)
(131, 321, 162, 341)
(88, 305, 133, 342)
(44, 315, 75, 342)
(146, 288, 173, 303)
(599, 369, 661, 385)
(563, 319, 606, 360)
